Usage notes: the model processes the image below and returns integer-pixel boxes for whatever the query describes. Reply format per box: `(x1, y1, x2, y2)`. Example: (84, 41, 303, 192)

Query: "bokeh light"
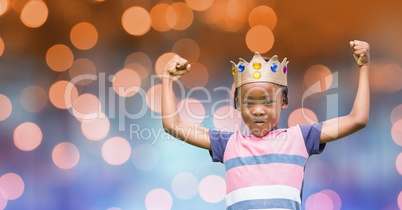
(52, 142, 80, 169)
(112, 68, 142, 97)
(303, 64, 333, 92)
(81, 112, 110, 141)
(180, 62, 209, 89)
(391, 119, 402, 146)
(198, 0, 225, 25)
(48, 80, 79, 109)
(146, 84, 162, 113)
(125, 63, 149, 81)
(10, 0, 29, 13)
(198, 175, 226, 203)
(178, 98, 206, 125)
(145, 188, 173, 210)
(68, 58, 97, 86)
(13, 122, 42, 151)
(124, 52, 152, 72)
(70, 22, 98, 50)
(370, 63, 402, 93)
(0, 36, 4, 56)
(213, 105, 242, 132)
(246, 25, 274, 53)
(0, 94, 12, 121)
(0, 173, 24, 200)
(304, 159, 334, 189)
(0, 193, 6, 210)
(20, 85, 47, 113)
(288, 108, 318, 127)
(72, 93, 102, 121)
(150, 3, 172, 32)
(121, 0, 151, 10)
(20, 0, 48, 28)
(225, 0, 248, 32)
(102, 137, 131, 165)
(391, 104, 402, 124)
(124, 52, 152, 79)
(321, 189, 342, 210)
(0, 0, 10, 16)
(396, 152, 402, 176)
(171, 172, 198, 199)
(131, 144, 159, 171)
(185, 0, 213, 11)
(248, 5, 277, 30)
(46, 44, 74, 72)
(305, 191, 334, 210)
(86, 0, 106, 3)
(166, 2, 193, 31)
(172, 38, 200, 63)
(398, 191, 402, 210)
(122, 6, 151, 36)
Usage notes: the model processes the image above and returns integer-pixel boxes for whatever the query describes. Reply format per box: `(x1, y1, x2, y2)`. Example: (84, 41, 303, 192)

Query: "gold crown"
(231, 52, 288, 88)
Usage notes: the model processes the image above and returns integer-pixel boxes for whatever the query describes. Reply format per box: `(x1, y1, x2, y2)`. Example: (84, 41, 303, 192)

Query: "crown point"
(230, 61, 236, 75)
(253, 52, 264, 61)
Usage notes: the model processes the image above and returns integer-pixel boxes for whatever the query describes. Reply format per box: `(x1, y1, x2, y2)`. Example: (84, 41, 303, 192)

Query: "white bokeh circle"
(198, 175, 225, 203)
(171, 172, 198, 199)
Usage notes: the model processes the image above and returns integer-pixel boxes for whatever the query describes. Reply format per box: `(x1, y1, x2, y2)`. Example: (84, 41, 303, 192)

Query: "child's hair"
(233, 85, 288, 109)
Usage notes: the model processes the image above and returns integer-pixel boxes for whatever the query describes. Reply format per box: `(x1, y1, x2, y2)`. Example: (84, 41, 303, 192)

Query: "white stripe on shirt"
(226, 185, 301, 207)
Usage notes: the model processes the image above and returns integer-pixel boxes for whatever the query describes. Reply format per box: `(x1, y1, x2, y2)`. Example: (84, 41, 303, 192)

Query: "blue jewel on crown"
(238, 63, 245, 72)
(271, 63, 278, 72)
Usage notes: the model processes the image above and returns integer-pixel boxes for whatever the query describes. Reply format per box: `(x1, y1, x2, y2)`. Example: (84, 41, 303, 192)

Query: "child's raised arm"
(320, 40, 370, 143)
(161, 55, 211, 149)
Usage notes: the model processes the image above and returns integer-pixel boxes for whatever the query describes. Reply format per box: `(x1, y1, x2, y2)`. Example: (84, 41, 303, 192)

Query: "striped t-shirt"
(209, 123, 325, 210)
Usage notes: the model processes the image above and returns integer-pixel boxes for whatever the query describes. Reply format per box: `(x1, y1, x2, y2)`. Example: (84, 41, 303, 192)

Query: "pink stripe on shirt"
(226, 163, 305, 193)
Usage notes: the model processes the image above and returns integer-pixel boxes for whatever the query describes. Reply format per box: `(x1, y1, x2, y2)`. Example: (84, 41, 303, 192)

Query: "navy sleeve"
(209, 129, 233, 163)
(299, 123, 326, 156)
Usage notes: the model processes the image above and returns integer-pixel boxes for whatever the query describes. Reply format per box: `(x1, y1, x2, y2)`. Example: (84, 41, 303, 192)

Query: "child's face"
(237, 82, 288, 137)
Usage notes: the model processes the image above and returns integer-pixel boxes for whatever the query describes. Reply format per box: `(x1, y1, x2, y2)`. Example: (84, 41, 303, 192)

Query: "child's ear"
(281, 97, 288, 110)
(235, 96, 241, 110)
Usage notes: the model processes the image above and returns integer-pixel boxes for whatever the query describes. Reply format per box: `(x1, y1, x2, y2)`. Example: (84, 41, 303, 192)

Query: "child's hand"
(350, 40, 370, 66)
(165, 55, 191, 77)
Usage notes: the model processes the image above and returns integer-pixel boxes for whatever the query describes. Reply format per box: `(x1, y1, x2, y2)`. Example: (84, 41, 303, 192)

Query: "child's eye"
(264, 100, 275, 105)
(244, 101, 254, 106)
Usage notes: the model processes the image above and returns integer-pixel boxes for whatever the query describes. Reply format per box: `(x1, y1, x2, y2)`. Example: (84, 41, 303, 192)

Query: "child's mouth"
(253, 120, 266, 126)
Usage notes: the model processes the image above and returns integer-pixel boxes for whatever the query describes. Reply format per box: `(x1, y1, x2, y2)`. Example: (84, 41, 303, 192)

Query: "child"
(161, 40, 370, 209)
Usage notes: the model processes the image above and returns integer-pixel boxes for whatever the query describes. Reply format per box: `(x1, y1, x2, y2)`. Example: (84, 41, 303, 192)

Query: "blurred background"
(0, 0, 402, 209)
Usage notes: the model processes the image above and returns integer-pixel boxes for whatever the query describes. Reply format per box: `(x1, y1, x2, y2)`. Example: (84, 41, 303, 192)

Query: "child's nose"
(251, 105, 265, 116)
